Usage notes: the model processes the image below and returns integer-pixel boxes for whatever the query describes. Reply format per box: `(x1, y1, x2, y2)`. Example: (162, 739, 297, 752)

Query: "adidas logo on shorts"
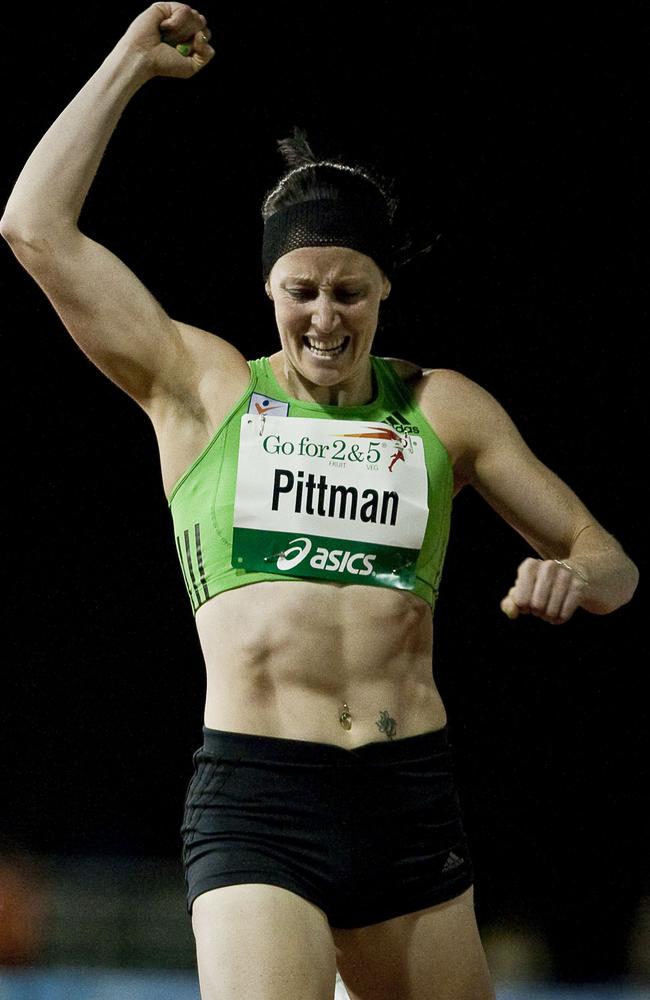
(442, 851, 464, 873)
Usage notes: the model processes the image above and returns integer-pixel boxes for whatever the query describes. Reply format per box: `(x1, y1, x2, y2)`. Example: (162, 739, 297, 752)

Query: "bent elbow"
(583, 560, 640, 615)
(623, 560, 640, 606)
(0, 206, 31, 244)
(0, 213, 20, 244)
(0, 219, 60, 269)
(1, 206, 67, 252)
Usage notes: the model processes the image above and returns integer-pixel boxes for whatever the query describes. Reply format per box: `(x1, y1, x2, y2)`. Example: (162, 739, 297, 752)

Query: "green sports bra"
(168, 356, 453, 615)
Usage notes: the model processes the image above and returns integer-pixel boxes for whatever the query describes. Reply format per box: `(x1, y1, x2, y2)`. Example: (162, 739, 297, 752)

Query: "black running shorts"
(181, 725, 473, 929)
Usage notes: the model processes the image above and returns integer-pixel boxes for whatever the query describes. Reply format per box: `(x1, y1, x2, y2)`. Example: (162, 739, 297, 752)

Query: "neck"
(270, 352, 374, 407)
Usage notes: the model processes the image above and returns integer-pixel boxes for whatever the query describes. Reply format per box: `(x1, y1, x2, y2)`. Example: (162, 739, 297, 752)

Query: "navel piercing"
(339, 703, 352, 731)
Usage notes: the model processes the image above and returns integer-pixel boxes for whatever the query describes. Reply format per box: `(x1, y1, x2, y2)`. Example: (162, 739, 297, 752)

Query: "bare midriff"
(195, 579, 447, 749)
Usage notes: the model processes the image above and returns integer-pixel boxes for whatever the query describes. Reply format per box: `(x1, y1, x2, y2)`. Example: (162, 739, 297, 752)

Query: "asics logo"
(277, 537, 313, 571)
(276, 537, 376, 577)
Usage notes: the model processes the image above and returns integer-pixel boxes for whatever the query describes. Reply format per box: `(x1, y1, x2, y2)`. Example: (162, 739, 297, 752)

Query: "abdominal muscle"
(194, 579, 447, 748)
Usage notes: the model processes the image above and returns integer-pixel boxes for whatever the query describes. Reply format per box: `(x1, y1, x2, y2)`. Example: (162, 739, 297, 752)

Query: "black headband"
(262, 199, 393, 279)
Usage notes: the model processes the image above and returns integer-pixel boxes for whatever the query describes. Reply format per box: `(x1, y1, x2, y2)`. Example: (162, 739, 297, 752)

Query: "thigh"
(332, 887, 495, 1000)
(191, 883, 338, 1000)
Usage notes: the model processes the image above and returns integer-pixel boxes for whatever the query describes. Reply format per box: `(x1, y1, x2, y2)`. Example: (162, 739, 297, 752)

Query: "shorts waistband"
(200, 725, 449, 765)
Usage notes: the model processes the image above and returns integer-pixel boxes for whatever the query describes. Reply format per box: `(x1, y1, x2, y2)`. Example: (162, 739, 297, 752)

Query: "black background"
(1, 1, 647, 982)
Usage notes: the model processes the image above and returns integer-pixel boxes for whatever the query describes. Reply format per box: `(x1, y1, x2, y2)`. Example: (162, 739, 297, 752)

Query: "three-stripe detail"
(176, 523, 210, 611)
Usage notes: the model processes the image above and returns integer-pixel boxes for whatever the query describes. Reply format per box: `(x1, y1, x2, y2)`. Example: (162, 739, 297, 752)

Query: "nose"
(311, 293, 338, 334)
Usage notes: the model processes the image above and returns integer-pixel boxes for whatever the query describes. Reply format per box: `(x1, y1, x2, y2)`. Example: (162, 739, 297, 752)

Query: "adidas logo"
(386, 410, 420, 435)
(442, 851, 464, 873)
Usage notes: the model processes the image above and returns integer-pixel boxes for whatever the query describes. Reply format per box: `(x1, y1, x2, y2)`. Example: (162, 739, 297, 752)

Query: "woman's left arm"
(422, 370, 639, 624)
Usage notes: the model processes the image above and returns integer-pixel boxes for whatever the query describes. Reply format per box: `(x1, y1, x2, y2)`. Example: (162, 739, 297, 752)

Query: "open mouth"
(303, 336, 350, 358)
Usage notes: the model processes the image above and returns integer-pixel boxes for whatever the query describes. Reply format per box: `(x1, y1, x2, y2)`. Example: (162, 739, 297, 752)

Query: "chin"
(299, 337, 356, 373)
(301, 354, 354, 384)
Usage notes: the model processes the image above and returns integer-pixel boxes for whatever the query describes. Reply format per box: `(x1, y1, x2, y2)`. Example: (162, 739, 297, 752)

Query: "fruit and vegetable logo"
(336, 425, 410, 472)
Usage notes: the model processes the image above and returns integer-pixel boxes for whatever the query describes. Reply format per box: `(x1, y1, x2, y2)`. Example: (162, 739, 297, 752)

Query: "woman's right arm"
(0, 4, 241, 416)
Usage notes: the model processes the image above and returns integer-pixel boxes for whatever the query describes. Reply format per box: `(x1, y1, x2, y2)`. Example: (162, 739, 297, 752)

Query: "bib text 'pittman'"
(271, 469, 399, 526)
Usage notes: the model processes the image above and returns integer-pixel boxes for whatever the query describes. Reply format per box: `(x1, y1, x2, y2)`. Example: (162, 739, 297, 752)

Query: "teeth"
(306, 337, 345, 350)
(304, 336, 347, 357)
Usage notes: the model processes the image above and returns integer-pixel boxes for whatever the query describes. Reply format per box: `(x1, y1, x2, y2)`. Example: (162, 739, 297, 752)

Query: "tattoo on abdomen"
(376, 710, 397, 740)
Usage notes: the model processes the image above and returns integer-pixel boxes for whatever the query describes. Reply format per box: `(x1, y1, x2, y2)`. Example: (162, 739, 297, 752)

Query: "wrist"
(104, 37, 158, 90)
(553, 558, 589, 585)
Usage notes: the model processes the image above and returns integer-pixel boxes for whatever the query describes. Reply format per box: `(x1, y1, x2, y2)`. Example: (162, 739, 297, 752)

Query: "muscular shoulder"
(385, 360, 498, 418)
(383, 358, 487, 406)
(406, 367, 521, 485)
(415, 367, 501, 416)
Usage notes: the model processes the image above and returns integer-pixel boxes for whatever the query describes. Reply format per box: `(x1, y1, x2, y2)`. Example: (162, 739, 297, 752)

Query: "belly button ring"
(339, 703, 352, 731)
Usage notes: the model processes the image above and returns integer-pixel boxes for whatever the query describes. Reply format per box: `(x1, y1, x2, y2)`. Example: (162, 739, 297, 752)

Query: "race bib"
(232, 414, 429, 590)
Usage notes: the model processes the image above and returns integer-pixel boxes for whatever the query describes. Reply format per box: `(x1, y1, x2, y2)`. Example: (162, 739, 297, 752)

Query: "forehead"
(272, 246, 379, 283)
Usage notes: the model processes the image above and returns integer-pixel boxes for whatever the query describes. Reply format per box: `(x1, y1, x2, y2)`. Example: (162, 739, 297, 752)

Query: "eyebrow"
(281, 274, 366, 284)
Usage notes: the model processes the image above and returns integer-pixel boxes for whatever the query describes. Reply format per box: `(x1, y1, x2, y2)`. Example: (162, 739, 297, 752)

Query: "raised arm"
(420, 370, 639, 624)
(0, 4, 243, 419)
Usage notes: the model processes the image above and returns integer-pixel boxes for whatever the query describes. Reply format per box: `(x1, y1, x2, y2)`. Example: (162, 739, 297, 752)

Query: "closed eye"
(286, 288, 364, 303)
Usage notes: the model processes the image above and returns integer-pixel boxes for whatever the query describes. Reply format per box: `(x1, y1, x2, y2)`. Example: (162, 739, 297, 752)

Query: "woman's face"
(265, 246, 391, 388)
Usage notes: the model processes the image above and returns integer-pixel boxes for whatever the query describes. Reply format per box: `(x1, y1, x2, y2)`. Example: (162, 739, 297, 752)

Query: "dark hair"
(261, 127, 399, 228)
(261, 128, 439, 279)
